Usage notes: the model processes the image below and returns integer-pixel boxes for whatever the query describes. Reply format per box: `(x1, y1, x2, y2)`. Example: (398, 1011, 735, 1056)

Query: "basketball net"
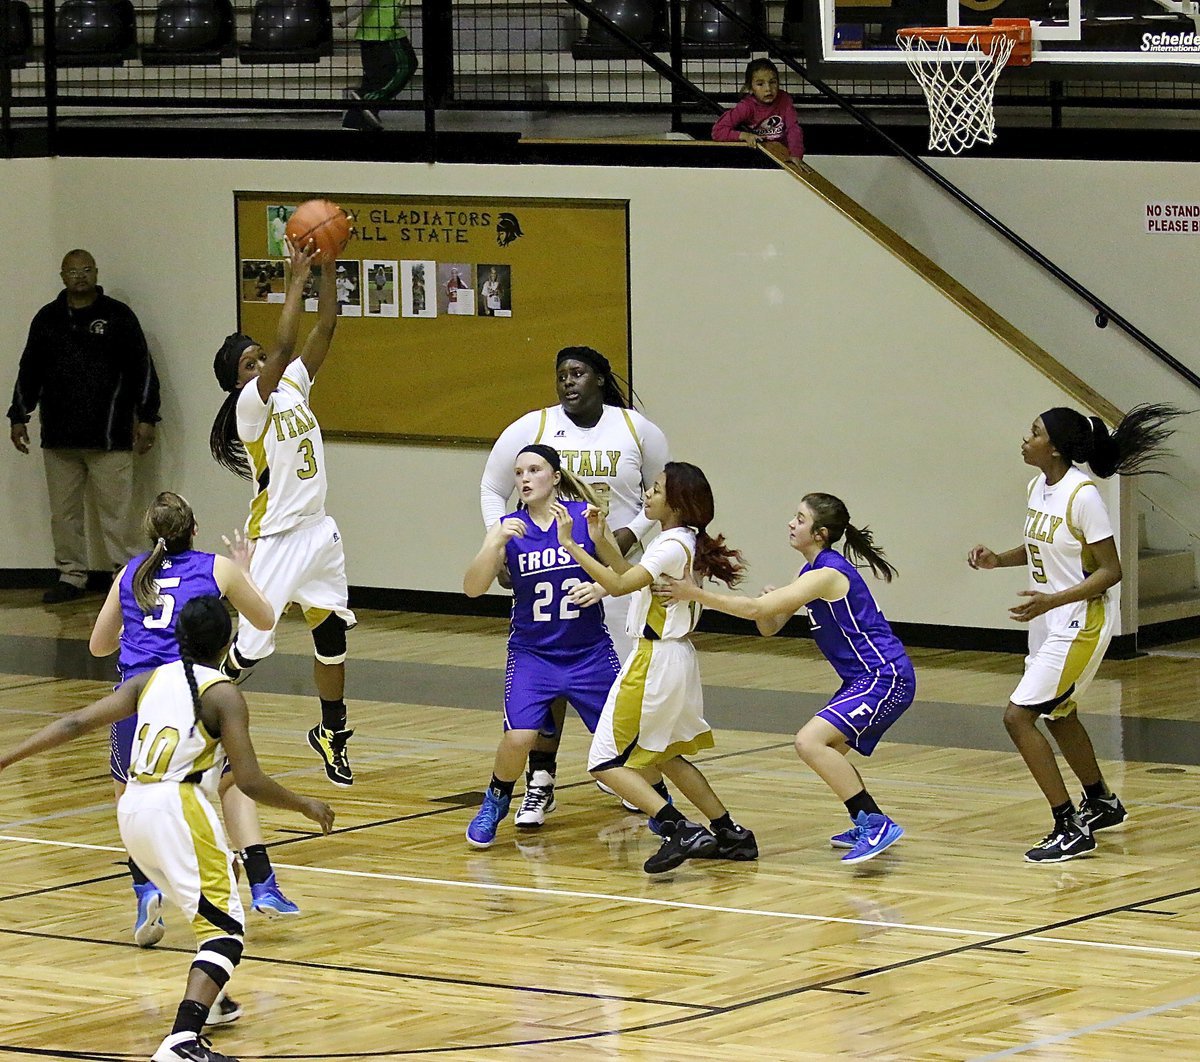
(896, 31, 1016, 155)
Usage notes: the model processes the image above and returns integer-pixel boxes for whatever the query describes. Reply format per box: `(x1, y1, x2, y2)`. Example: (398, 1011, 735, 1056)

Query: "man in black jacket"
(8, 250, 161, 603)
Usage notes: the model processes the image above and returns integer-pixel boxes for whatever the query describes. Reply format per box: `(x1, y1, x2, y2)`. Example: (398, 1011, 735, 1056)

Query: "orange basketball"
(284, 199, 352, 264)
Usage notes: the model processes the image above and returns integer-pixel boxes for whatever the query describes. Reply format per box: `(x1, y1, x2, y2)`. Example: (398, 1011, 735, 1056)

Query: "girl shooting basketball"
(209, 242, 357, 788)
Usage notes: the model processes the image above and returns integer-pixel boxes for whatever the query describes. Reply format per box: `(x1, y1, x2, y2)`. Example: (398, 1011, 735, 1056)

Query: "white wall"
(814, 154, 1200, 544)
(0, 155, 1125, 632)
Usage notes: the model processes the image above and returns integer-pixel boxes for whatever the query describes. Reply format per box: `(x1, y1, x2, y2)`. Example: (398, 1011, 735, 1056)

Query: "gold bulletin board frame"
(234, 192, 631, 447)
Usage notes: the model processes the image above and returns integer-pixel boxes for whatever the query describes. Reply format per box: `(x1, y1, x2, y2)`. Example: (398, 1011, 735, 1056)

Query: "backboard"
(811, 0, 1200, 77)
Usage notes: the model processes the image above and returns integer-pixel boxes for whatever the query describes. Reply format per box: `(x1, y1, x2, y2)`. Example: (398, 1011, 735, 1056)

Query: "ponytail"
(1040, 403, 1186, 479)
(694, 529, 745, 588)
(133, 491, 197, 614)
(842, 522, 897, 583)
(557, 466, 603, 509)
(133, 539, 169, 615)
(802, 492, 897, 582)
(209, 389, 251, 480)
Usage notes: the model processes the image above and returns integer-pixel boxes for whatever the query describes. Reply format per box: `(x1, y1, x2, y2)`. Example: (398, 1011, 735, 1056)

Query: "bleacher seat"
(142, 0, 235, 65)
(239, 0, 333, 64)
(55, 0, 137, 67)
(778, 0, 805, 54)
(682, 0, 764, 58)
(1, 0, 34, 68)
(571, 0, 667, 61)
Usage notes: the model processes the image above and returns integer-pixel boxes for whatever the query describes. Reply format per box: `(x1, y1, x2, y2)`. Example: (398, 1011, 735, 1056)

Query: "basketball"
(285, 199, 352, 264)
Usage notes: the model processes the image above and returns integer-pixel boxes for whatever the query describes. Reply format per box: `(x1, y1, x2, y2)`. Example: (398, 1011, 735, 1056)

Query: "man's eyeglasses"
(62, 268, 95, 278)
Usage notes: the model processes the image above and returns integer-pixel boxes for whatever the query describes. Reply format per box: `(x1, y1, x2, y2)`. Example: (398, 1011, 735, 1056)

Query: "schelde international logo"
(1142, 31, 1200, 52)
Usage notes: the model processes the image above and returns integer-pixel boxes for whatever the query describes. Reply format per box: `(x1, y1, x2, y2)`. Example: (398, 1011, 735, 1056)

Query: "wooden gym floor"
(2, 590, 1199, 1061)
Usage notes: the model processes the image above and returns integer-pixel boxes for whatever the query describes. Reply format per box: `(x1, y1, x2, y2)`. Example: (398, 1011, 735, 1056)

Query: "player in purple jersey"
(462, 444, 623, 848)
(90, 492, 301, 974)
(669, 492, 914, 866)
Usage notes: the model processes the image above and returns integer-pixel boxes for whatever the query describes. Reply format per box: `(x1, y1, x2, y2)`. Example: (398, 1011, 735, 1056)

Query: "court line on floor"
(4, 831, 1199, 958)
(967, 991, 1200, 1059)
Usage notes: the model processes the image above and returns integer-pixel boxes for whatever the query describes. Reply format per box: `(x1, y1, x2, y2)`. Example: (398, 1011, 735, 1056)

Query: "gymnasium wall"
(0, 154, 1127, 633)
(816, 154, 1200, 548)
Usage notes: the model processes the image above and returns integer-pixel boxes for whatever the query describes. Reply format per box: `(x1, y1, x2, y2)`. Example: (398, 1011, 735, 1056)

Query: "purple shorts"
(110, 713, 138, 783)
(817, 657, 916, 757)
(504, 641, 621, 735)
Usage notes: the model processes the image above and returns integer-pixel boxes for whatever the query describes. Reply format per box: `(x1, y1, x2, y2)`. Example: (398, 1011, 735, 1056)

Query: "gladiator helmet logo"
(496, 213, 524, 247)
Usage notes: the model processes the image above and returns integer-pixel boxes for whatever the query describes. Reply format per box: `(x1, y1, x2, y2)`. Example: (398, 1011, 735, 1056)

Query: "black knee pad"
(221, 643, 263, 685)
(311, 613, 349, 665)
(193, 934, 244, 988)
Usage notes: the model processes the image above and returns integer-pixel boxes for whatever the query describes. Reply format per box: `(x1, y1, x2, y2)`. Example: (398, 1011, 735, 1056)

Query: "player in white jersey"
(553, 462, 758, 874)
(481, 346, 671, 817)
(969, 403, 1183, 864)
(210, 242, 357, 788)
(0, 596, 333, 1062)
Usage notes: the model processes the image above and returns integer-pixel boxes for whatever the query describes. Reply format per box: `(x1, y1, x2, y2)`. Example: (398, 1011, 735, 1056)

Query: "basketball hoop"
(896, 18, 1032, 155)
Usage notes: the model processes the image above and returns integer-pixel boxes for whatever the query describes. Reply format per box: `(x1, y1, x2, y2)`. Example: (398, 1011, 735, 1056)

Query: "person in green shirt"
(338, 0, 418, 131)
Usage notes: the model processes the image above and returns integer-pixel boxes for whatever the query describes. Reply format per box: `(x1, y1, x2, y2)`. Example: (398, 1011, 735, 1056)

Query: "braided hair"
(132, 492, 196, 614)
(175, 596, 233, 733)
(802, 492, 897, 582)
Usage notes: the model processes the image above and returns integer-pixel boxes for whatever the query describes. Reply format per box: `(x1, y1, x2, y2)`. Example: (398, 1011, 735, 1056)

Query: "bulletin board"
(234, 193, 631, 446)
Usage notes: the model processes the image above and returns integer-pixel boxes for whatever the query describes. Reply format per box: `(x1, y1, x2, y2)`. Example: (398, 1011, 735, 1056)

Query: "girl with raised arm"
(2, 597, 333, 1062)
(209, 243, 357, 788)
(462, 444, 621, 848)
(553, 462, 757, 875)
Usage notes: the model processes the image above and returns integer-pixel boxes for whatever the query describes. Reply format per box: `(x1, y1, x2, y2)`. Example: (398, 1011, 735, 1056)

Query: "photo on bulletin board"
(438, 263, 474, 316)
(477, 264, 512, 318)
(400, 259, 437, 319)
(364, 260, 399, 318)
(241, 259, 286, 303)
(334, 260, 362, 318)
(234, 193, 631, 445)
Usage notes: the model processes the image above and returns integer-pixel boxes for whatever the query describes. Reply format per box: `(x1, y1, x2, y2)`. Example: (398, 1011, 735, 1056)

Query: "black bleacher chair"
(141, 0, 235, 65)
(1, 0, 34, 68)
(777, 0, 805, 55)
(238, 0, 333, 64)
(55, 0, 137, 67)
(571, 0, 668, 60)
(681, 0, 764, 58)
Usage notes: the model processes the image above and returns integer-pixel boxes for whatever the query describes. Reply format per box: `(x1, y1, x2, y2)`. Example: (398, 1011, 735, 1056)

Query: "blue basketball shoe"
(133, 881, 165, 947)
(251, 872, 300, 916)
(841, 812, 903, 864)
(830, 820, 864, 849)
(466, 791, 511, 848)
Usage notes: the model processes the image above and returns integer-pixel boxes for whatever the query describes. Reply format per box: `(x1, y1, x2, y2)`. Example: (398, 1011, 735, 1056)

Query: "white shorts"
(236, 515, 357, 659)
(1011, 594, 1115, 718)
(588, 637, 714, 772)
(118, 781, 244, 941)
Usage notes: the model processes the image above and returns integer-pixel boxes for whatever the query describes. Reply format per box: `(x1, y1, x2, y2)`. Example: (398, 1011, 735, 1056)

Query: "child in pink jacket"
(712, 58, 805, 163)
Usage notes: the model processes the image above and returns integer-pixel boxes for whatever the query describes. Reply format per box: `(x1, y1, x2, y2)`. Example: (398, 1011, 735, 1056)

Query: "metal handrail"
(695, 0, 1200, 394)
(562, 0, 1197, 394)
